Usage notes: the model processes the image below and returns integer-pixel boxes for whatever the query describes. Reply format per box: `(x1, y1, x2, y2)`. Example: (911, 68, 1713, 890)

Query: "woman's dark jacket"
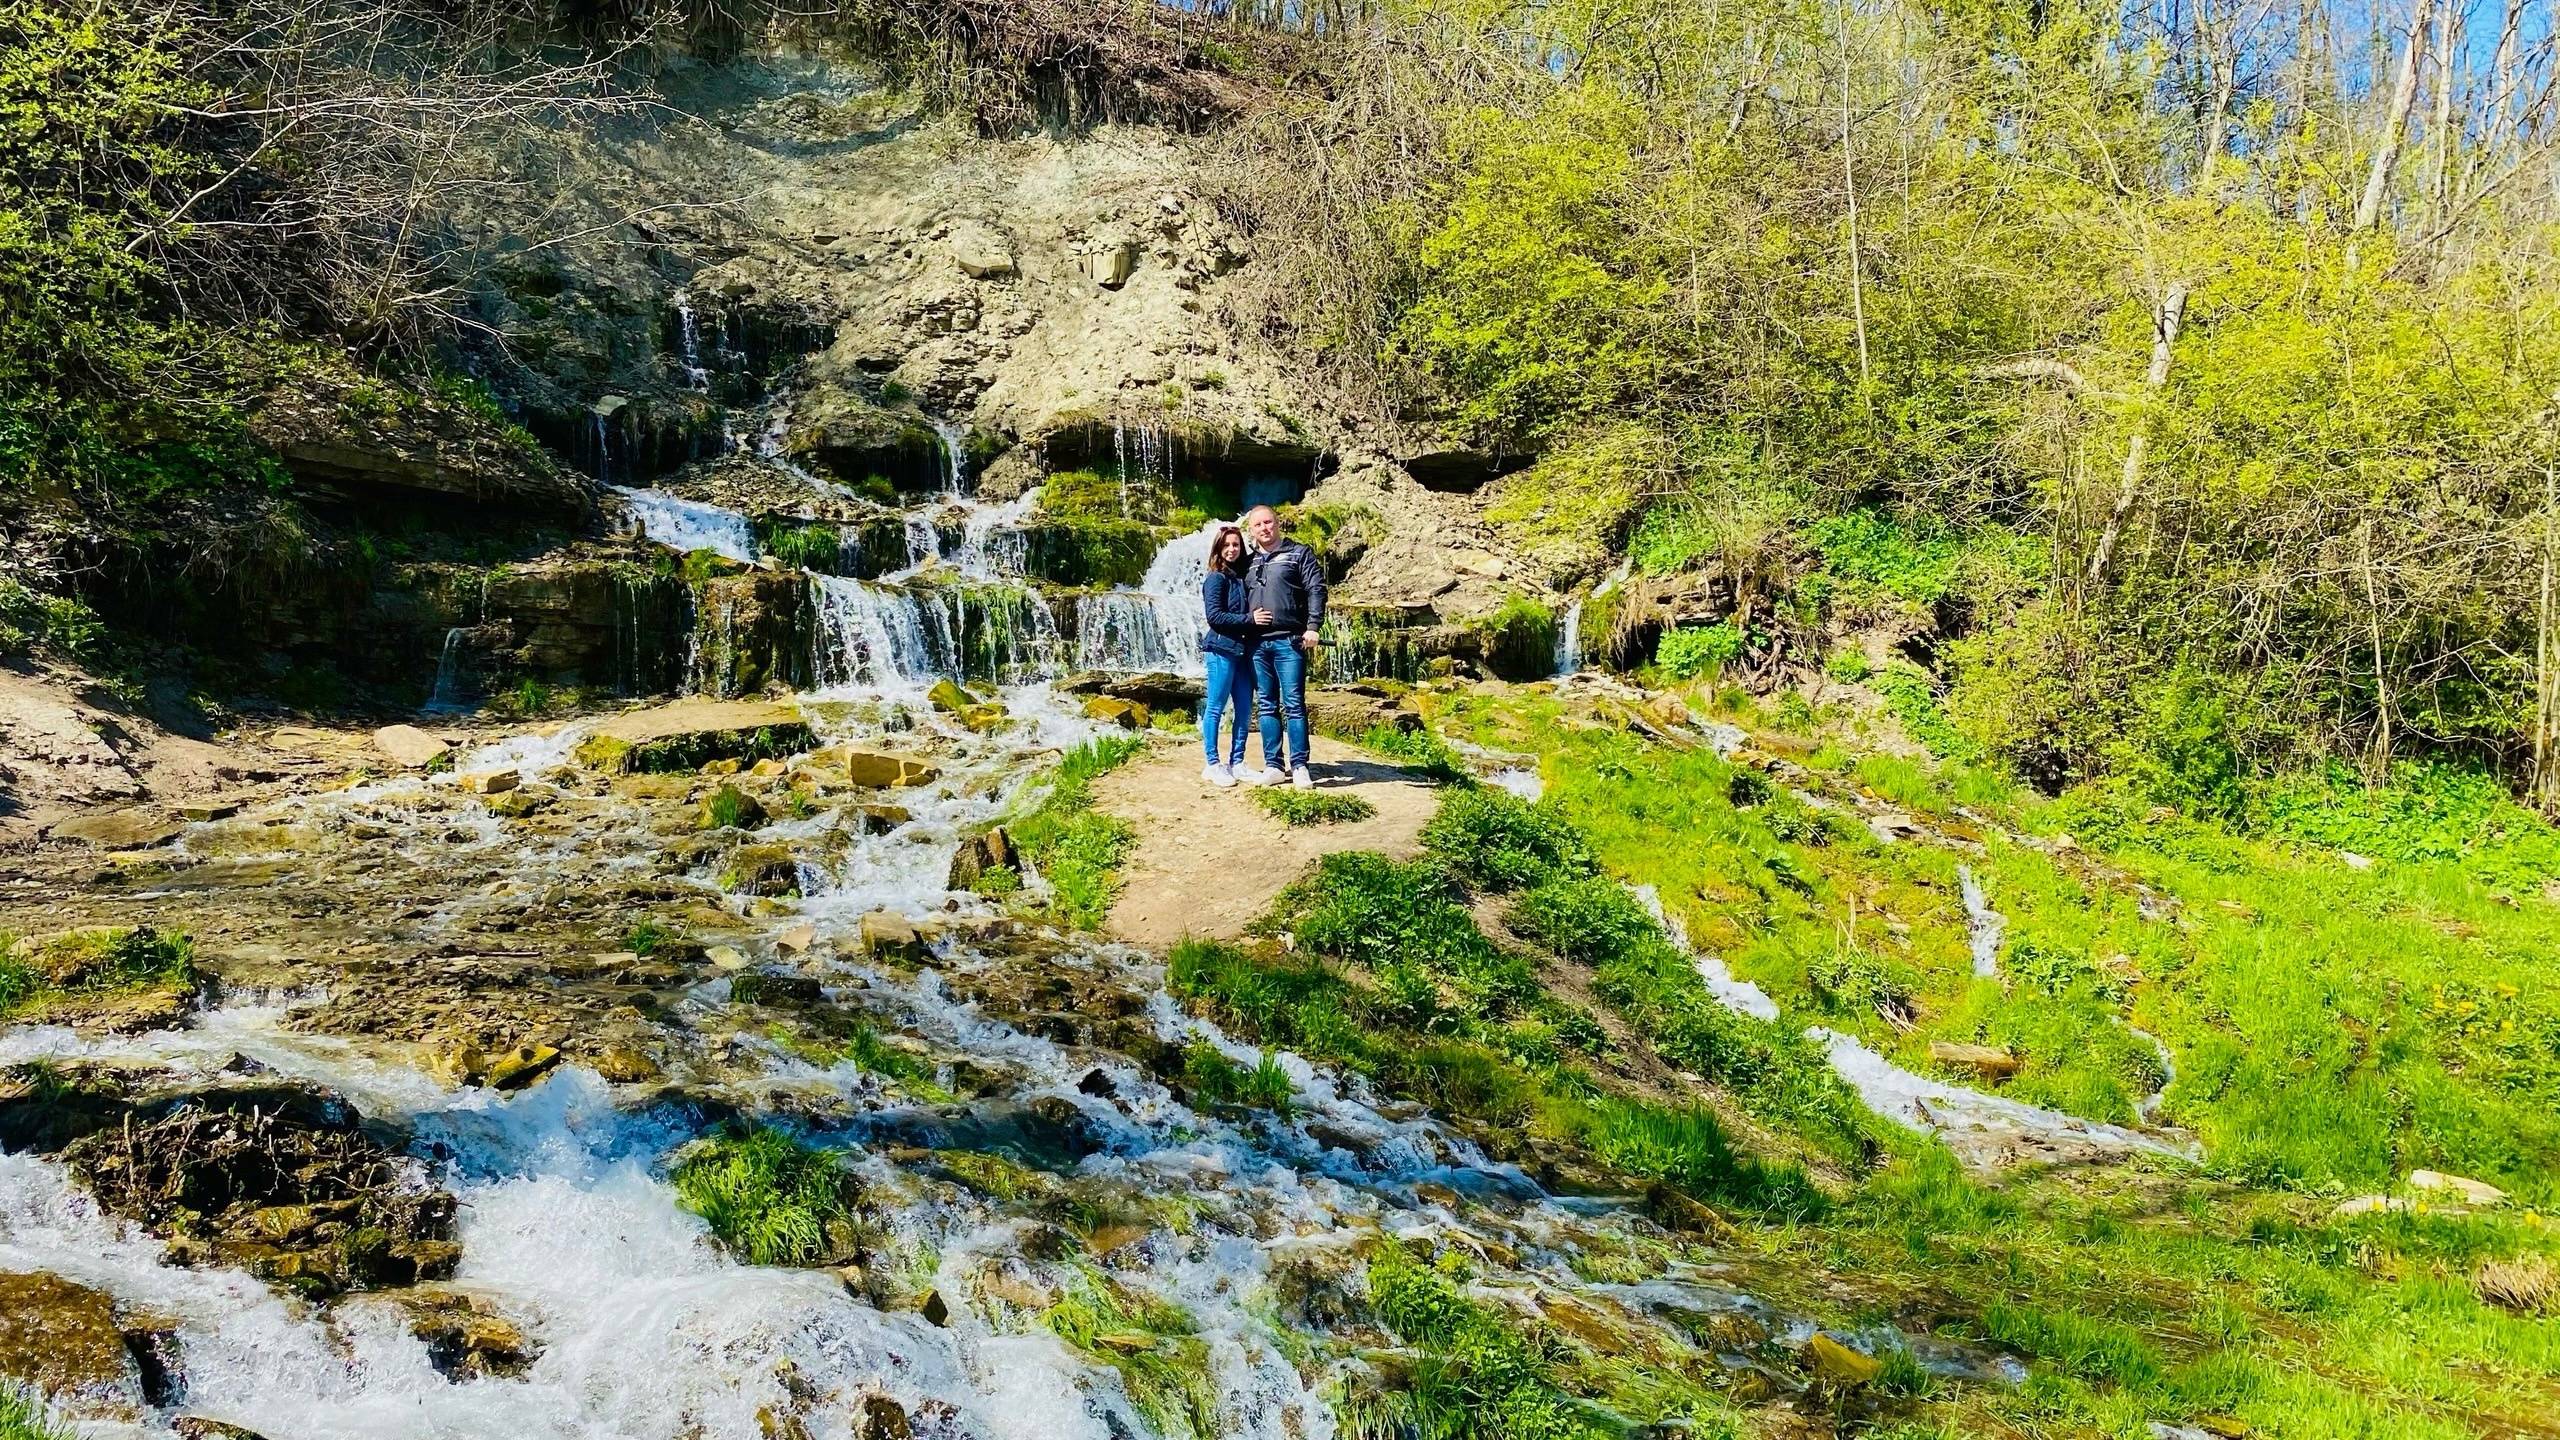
(1201, 570, 1254, 659)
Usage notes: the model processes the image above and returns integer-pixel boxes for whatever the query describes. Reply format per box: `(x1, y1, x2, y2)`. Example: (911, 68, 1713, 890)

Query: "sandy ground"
(1092, 733, 1440, 948)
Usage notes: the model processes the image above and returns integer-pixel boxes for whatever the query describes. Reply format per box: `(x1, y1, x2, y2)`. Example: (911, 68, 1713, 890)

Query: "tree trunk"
(1840, 2, 1871, 392)
(2536, 458, 2559, 814)
(2085, 282, 2191, 587)
(2349, 0, 2435, 251)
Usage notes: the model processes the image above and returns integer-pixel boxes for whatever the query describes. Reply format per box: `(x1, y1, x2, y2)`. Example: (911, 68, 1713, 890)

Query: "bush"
(1284, 853, 1537, 1019)
(1508, 875, 1659, 965)
(1654, 622, 1744, 680)
(1421, 786, 1593, 891)
(669, 1125, 861, 1267)
(1255, 788, 1377, 826)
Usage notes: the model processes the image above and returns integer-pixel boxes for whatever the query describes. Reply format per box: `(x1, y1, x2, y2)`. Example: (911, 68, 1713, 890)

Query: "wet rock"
(731, 971, 823, 1007)
(956, 703, 1010, 734)
(178, 799, 243, 822)
(861, 912, 930, 967)
(1082, 696, 1150, 729)
(459, 768, 520, 795)
(708, 944, 752, 970)
(700, 784, 769, 830)
(928, 678, 979, 714)
(776, 921, 818, 953)
(1, 926, 200, 1033)
(1305, 687, 1420, 737)
(592, 1045, 665, 1084)
(1075, 1068, 1116, 1099)
(47, 807, 186, 850)
(373, 725, 452, 769)
(400, 1289, 540, 1379)
(722, 844, 804, 897)
(1928, 1041, 2022, 1082)
(1802, 1333, 1882, 1387)
(946, 827, 1016, 890)
(434, 1040, 561, 1091)
(575, 699, 814, 776)
(484, 787, 556, 819)
(844, 804, 913, 835)
(821, 748, 941, 789)
(1063, 671, 1203, 711)
(858, 1394, 912, 1440)
(919, 1289, 952, 1326)
(0, 1270, 131, 1395)
(174, 1418, 274, 1440)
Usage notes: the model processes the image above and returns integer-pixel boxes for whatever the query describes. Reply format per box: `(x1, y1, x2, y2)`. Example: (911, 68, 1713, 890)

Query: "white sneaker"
(1203, 763, 1235, 788)
(1291, 765, 1314, 790)
(1244, 765, 1284, 787)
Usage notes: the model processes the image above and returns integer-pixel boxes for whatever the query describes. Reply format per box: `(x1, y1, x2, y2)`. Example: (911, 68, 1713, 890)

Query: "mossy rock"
(928, 678, 980, 714)
(721, 844, 803, 897)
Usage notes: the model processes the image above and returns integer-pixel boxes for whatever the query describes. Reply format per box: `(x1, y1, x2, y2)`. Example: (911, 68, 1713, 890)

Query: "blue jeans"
(1251, 633, 1309, 770)
(1200, 649, 1252, 767)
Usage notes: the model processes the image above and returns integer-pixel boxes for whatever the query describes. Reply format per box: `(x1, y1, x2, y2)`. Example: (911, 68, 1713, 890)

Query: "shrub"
(1654, 622, 1744, 680)
(1421, 786, 1593, 891)
(669, 1125, 861, 1267)
(1508, 875, 1658, 965)
(1255, 788, 1377, 826)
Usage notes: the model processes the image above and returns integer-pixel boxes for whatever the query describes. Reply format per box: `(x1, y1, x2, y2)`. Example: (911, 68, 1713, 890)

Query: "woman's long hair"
(1207, 524, 1246, 578)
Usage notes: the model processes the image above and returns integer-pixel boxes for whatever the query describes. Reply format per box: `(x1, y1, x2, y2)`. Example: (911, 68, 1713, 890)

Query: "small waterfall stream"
(1074, 520, 1219, 675)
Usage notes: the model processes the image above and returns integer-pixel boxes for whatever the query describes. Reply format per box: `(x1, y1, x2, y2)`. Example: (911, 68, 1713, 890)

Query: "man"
(1240, 504, 1324, 790)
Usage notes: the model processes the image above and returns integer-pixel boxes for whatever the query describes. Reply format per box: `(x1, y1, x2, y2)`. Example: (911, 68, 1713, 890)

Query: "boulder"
(46, 807, 185, 850)
(2409, 1170, 2507, 1206)
(399, 1289, 539, 1380)
(776, 921, 818, 953)
(928, 678, 978, 714)
(0, 1269, 130, 1394)
(1086, 238, 1139, 289)
(820, 748, 941, 789)
(1928, 1042, 2022, 1081)
(859, 1395, 912, 1440)
(947, 828, 1016, 890)
(1083, 697, 1150, 730)
(174, 1420, 274, 1440)
(722, 844, 804, 897)
(861, 912, 931, 967)
(949, 223, 1017, 280)
(459, 769, 520, 795)
(178, 800, 242, 821)
(700, 784, 769, 831)
(957, 703, 1009, 734)
(1306, 687, 1420, 737)
(574, 699, 814, 776)
(373, 725, 452, 769)
(730, 971, 823, 1007)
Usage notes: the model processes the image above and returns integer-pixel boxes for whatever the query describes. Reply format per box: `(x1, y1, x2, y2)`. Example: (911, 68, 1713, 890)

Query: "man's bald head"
(1245, 506, 1280, 549)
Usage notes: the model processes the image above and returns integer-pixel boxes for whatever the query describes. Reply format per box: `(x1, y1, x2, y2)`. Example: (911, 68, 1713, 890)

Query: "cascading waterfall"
(617, 486, 757, 564)
(1553, 598, 1584, 677)
(1075, 519, 1219, 675)
(810, 575, 946, 691)
(424, 628, 474, 712)
(673, 292, 711, 390)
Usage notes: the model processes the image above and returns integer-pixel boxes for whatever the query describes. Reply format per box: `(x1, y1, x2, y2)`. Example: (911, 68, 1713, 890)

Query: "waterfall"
(1074, 520, 1218, 675)
(811, 576, 945, 691)
(951, 488, 1036, 578)
(673, 293, 710, 391)
(616, 486, 757, 564)
(424, 628, 473, 712)
(589, 412, 614, 483)
(1553, 598, 1585, 678)
(928, 417, 970, 497)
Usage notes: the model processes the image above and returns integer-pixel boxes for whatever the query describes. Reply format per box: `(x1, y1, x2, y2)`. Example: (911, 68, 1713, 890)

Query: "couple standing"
(1199, 505, 1325, 790)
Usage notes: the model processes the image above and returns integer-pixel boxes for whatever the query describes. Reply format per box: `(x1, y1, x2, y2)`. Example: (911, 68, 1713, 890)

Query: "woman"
(1199, 524, 1257, 787)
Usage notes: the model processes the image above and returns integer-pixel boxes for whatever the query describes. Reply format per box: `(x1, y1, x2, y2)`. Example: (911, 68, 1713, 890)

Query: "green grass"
(1179, 1039, 1296, 1114)
(1351, 1246, 1613, 1440)
(1008, 735, 1146, 929)
(669, 1125, 863, 1268)
(0, 926, 195, 1022)
(1044, 1266, 1217, 1439)
(1253, 788, 1377, 826)
(1352, 723, 1470, 783)
(701, 783, 760, 831)
(0, 1385, 73, 1440)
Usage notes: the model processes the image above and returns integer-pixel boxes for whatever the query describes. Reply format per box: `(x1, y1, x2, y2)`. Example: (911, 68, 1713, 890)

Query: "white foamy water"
(1632, 884, 1781, 1022)
(1958, 864, 2006, 979)
(616, 486, 757, 564)
(1811, 1028, 2200, 1163)
(1076, 520, 1222, 676)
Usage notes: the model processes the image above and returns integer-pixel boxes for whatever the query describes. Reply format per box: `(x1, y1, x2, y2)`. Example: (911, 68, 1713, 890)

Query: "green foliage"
(1009, 735, 1146, 928)
(701, 784, 760, 831)
(0, 578, 104, 660)
(668, 1125, 861, 1267)
(1653, 623, 1744, 681)
(1472, 595, 1559, 679)
(1357, 1247, 1610, 1440)
(1283, 853, 1537, 1023)
(1044, 1269, 1215, 1440)
(621, 920, 675, 956)
(1824, 648, 1873, 683)
(1871, 663, 1975, 761)
(2254, 760, 2560, 890)
(1355, 723, 1470, 784)
(0, 1384, 74, 1440)
(1978, 1301, 2163, 1387)
(1179, 1039, 1295, 1114)
(1420, 786, 1593, 891)
(757, 519, 844, 573)
(1253, 788, 1377, 826)
(0, 925, 194, 1021)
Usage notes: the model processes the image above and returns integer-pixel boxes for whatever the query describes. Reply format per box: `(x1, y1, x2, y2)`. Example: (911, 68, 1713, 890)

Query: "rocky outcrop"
(245, 363, 599, 524)
(573, 698, 814, 774)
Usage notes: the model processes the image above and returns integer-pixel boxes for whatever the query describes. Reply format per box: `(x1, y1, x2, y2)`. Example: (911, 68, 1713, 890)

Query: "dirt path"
(1093, 734, 1441, 948)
